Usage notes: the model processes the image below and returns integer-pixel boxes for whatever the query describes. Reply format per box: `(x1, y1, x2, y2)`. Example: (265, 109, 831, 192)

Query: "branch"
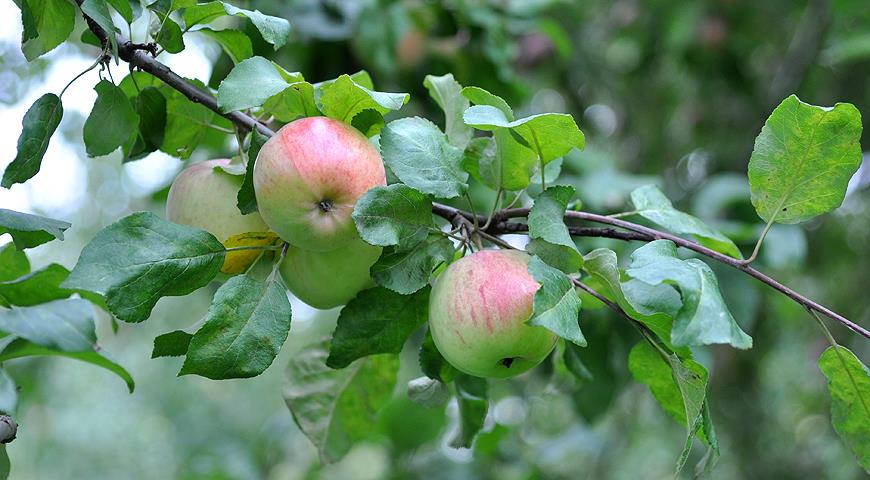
(75, 5, 868, 341)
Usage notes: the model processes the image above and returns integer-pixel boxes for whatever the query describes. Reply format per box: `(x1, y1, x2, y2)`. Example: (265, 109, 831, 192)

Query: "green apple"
(253, 116, 386, 252)
(166, 159, 274, 274)
(428, 250, 558, 378)
(279, 238, 382, 309)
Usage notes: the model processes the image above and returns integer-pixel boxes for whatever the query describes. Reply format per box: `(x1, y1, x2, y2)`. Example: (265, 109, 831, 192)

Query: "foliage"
(1, 0, 870, 479)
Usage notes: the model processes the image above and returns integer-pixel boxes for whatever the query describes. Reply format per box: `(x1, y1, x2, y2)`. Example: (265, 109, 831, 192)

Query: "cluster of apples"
(166, 116, 557, 378)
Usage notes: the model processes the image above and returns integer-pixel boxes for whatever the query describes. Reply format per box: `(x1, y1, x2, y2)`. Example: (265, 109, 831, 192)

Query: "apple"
(166, 159, 273, 274)
(428, 250, 558, 378)
(253, 116, 386, 252)
(279, 237, 382, 309)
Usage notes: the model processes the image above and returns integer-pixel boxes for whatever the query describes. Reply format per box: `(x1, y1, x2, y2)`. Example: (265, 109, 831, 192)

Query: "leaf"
(0, 337, 134, 393)
(222, 3, 291, 50)
(0, 369, 17, 415)
(381, 117, 467, 199)
(749, 95, 863, 224)
(628, 341, 710, 474)
(626, 240, 752, 349)
(527, 186, 583, 273)
(62, 212, 225, 323)
(0, 209, 70, 249)
(152, 13, 184, 53)
(424, 74, 472, 149)
(2, 93, 63, 188)
(83, 80, 140, 157)
(196, 28, 252, 64)
(0, 245, 29, 283)
(80, 0, 117, 55)
(818, 346, 870, 471)
(352, 184, 433, 251)
(463, 106, 585, 164)
(125, 86, 167, 161)
(283, 342, 399, 463)
(407, 376, 449, 408)
(371, 234, 454, 295)
(19, 0, 76, 61)
(180, 1, 225, 27)
(526, 256, 584, 346)
(151, 330, 192, 358)
(217, 56, 299, 112)
(318, 74, 409, 124)
(461, 86, 513, 118)
(582, 248, 681, 352)
(326, 286, 429, 369)
(450, 373, 488, 448)
(161, 82, 230, 159)
(630, 185, 742, 259)
(0, 263, 105, 309)
(419, 328, 456, 383)
(237, 128, 268, 215)
(105, 0, 132, 23)
(180, 274, 291, 379)
(262, 81, 318, 122)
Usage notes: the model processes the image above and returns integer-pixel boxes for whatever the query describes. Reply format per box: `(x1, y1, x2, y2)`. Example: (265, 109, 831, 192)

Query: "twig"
(74, 3, 868, 341)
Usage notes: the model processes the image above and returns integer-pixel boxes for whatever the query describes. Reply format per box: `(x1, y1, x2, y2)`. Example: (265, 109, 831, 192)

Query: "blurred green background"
(1, 0, 869, 478)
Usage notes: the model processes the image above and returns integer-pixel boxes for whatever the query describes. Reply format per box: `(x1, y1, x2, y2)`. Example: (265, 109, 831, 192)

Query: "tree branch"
(76, 5, 869, 341)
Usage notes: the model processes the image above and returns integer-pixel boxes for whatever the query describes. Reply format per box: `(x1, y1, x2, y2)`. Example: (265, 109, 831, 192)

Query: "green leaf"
(0, 298, 96, 352)
(196, 28, 252, 64)
(424, 74, 472, 149)
(628, 341, 711, 474)
(380, 117, 467, 199)
(0, 263, 105, 309)
(461, 86, 513, 118)
(626, 240, 752, 349)
(181, 274, 291, 379)
(527, 256, 585, 346)
(318, 74, 409, 124)
(217, 56, 300, 112)
(151, 330, 192, 358)
(160, 81, 231, 158)
(460, 136, 495, 184)
(237, 128, 267, 215)
(419, 328, 456, 383)
(463, 106, 585, 164)
(125, 86, 167, 161)
(0, 209, 70, 249)
(326, 286, 429, 369)
(527, 186, 583, 273)
(0, 245, 29, 283)
(0, 336, 134, 393)
(450, 373, 488, 448)
(582, 248, 681, 352)
(0, 369, 17, 415)
(262, 81, 318, 123)
(180, 1, 225, 27)
(80, 0, 118, 55)
(749, 95, 863, 224)
(106, 0, 132, 23)
(83, 80, 140, 157)
(352, 184, 433, 251)
(407, 376, 449, 408)
(148, 0, 185, 53)
(818, 346, 870, 471)
(222, 3, 291, 50)
(630, 185, 742, 259)
(284, 342, 399, 463)
(19, 0, 76, 61)
(2, 93, 63, 188)
(62, 212, 225, 323)
(371, 234, 453, 295)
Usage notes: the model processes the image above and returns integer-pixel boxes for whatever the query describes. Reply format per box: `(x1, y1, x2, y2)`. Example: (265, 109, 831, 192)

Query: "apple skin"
(166, 159, 272, 273)
(279, 237, 382, 309)
(253, 116, 386, 252)
(428, 250, 558, 379)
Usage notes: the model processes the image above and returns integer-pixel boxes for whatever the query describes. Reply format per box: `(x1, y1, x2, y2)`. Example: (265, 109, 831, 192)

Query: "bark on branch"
(75, 4, 869, 340)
